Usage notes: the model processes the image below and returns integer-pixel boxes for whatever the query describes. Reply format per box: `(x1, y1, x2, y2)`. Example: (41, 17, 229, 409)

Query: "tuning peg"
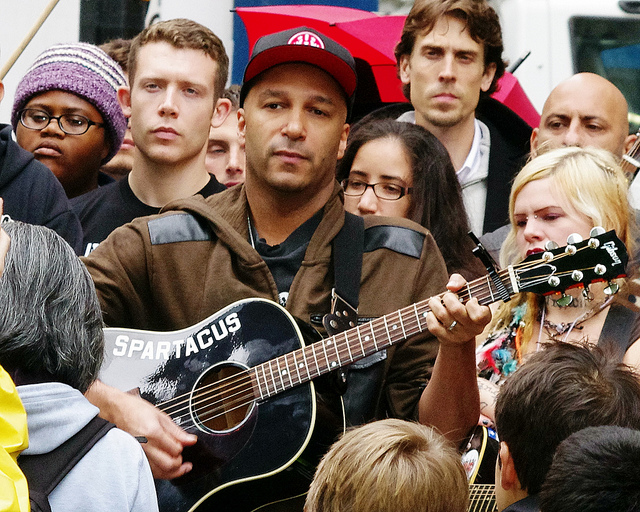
(555, 293, 574, 307)
(604, 281, 620, 295)
(567, 233, 583, 245)
(542, 251, 554, 262)
(548, 276, 561, 288)
(545, 241, 559, 250)
(590, 226, 606, 237)
(582, 285, 594, 301)
(594, 264, 607, 276)
(565, 244, 577, 255)
(571, 270, 584, 282)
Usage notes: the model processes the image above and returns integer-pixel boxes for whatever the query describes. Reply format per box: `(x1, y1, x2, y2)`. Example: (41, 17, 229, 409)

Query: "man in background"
(481, 72, 639, 260)
(394, 0, 531, 235)
(72, 19, 228, 256)
(99, 38, 135, 181)
(205, 85, 245, 187)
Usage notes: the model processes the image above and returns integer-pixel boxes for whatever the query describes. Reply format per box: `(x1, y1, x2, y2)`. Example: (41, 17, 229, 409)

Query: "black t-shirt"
(72, 174, 226, 256)
(251, 209, 323, 307)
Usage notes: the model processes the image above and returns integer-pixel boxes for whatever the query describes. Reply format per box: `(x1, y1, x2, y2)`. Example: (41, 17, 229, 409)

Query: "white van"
(492, 0, 640, 130)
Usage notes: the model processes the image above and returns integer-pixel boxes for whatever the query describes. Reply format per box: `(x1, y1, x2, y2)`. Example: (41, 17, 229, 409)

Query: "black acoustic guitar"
(99, 230, 627, 512)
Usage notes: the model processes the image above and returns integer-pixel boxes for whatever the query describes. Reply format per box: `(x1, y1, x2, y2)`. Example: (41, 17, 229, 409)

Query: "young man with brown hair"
(394, 0, 531, 235)
(72, 19, 229, 256)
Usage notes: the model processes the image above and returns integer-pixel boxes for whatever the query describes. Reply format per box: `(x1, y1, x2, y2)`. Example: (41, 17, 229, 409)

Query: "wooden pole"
(0, 0, 62, 80)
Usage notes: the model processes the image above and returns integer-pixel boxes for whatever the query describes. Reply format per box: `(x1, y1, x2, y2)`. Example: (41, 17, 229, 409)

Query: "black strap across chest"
(332, 212, 364, 310)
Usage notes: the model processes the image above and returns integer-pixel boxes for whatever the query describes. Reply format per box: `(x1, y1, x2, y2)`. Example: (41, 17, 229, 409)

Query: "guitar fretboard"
(468, 484, 497, 512)
(252, 271, 516, 400)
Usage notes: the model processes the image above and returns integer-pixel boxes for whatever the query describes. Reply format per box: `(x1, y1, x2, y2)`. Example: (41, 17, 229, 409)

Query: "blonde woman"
(477, 146, 640, 420)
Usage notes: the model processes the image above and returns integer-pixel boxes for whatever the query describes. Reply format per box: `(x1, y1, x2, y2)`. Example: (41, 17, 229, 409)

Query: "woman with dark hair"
(337, 119, 485, 279)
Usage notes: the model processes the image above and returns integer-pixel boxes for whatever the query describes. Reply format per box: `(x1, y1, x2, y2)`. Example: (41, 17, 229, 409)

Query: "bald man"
(531, 72, 636, 158)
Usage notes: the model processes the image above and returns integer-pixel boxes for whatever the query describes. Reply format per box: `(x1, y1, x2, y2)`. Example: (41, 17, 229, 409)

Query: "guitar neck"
(468, 484, 497, 512)
(252, 270, 516, 400)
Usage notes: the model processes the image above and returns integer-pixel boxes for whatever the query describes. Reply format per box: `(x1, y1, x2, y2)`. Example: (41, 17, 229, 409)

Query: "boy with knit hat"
(11, 42, 127, 198)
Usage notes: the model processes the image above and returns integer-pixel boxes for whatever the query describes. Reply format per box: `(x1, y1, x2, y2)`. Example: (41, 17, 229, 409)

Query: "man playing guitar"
(83, 26, 491, 510)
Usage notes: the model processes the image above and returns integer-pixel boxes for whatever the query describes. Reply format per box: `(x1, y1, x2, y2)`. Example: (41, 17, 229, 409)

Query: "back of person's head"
(128, 18, 229, 100)
(304, 418, 469, 512)
(394, 0, 504, 100)
(500, 146, 633, 267)
(495, 342, 640, 496)
(10, 42, 127, 165)
(0, 221, 104, 394)
(539, 425, 640, 512)
(99, 38, 132, 74)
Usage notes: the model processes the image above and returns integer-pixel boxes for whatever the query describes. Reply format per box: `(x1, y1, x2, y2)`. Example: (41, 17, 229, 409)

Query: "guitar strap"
(332, 212, 364, 311)
(319, 212, 364, 398)
(323, 212, 364, 334)
(598, 303, 640, 359)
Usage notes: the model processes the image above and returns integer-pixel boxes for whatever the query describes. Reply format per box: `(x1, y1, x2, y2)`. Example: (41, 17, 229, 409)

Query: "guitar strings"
(159, 260, 599, 428)
(180, 270, 593, 429)
(154, 247, 601, 427)
(159, 266, 599, 427)
(468, 483, 497, 512)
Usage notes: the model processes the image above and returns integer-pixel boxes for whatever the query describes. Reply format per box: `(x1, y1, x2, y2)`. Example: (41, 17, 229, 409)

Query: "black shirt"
(250, 209, 323, 306)
(72, 174, 226, 256)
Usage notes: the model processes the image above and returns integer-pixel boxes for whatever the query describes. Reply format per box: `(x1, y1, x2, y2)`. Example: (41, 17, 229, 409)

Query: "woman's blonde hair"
(500, 146, 632, 267)
(493, 147, 635, 347)
(304, 419, 468, 512)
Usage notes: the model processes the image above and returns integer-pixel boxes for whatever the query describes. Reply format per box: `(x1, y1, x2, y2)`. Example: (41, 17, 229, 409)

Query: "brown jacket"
(83, 183, 449, 421)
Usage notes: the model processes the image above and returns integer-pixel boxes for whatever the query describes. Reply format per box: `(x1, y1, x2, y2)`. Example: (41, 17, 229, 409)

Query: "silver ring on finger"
(447, 320, 458, 331)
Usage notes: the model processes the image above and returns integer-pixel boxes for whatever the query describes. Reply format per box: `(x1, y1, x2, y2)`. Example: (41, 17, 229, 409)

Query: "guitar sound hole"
(192, 363, 254, 433)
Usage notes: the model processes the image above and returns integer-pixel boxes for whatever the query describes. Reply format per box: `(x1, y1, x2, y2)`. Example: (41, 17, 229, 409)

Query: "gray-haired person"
(0, 220, 158, 511)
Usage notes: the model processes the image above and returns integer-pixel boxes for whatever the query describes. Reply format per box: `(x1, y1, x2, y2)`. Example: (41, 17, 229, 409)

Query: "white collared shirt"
(458, 119, 491, 236)
(396, 112, 491, 235)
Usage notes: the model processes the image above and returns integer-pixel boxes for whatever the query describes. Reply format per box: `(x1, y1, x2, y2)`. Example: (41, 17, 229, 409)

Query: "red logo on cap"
(287, 31, 325, 49)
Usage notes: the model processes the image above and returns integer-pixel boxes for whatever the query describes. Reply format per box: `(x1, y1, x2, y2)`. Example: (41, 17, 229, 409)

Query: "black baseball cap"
(240, 27, 357, 116)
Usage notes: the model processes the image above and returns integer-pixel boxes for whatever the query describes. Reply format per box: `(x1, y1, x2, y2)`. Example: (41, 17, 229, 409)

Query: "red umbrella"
(235, 5, 539, 125)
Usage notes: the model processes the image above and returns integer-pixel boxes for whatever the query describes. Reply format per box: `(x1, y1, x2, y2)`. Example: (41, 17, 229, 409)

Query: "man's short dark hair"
(394, 0, 505, 100)
(223, 84, 241, 111)
(540, 425, 640, 512)
(495, 342, 640, 495)
(99, 38, 132, 73)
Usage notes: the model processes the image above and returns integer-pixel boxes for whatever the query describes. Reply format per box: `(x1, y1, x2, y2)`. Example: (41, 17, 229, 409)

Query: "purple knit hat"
(11, 42, 127, 164)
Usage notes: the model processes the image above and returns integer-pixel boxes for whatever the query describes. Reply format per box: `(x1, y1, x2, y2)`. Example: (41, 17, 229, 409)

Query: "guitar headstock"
(513, 229, 628, 296)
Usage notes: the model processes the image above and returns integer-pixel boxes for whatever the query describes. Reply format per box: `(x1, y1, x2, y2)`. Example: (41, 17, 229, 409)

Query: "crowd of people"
(1, 0, 639, 511)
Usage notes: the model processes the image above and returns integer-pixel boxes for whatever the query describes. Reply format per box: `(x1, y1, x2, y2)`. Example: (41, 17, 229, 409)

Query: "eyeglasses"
(341, 179, 412, 201)
(18, 108, 105, 135)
